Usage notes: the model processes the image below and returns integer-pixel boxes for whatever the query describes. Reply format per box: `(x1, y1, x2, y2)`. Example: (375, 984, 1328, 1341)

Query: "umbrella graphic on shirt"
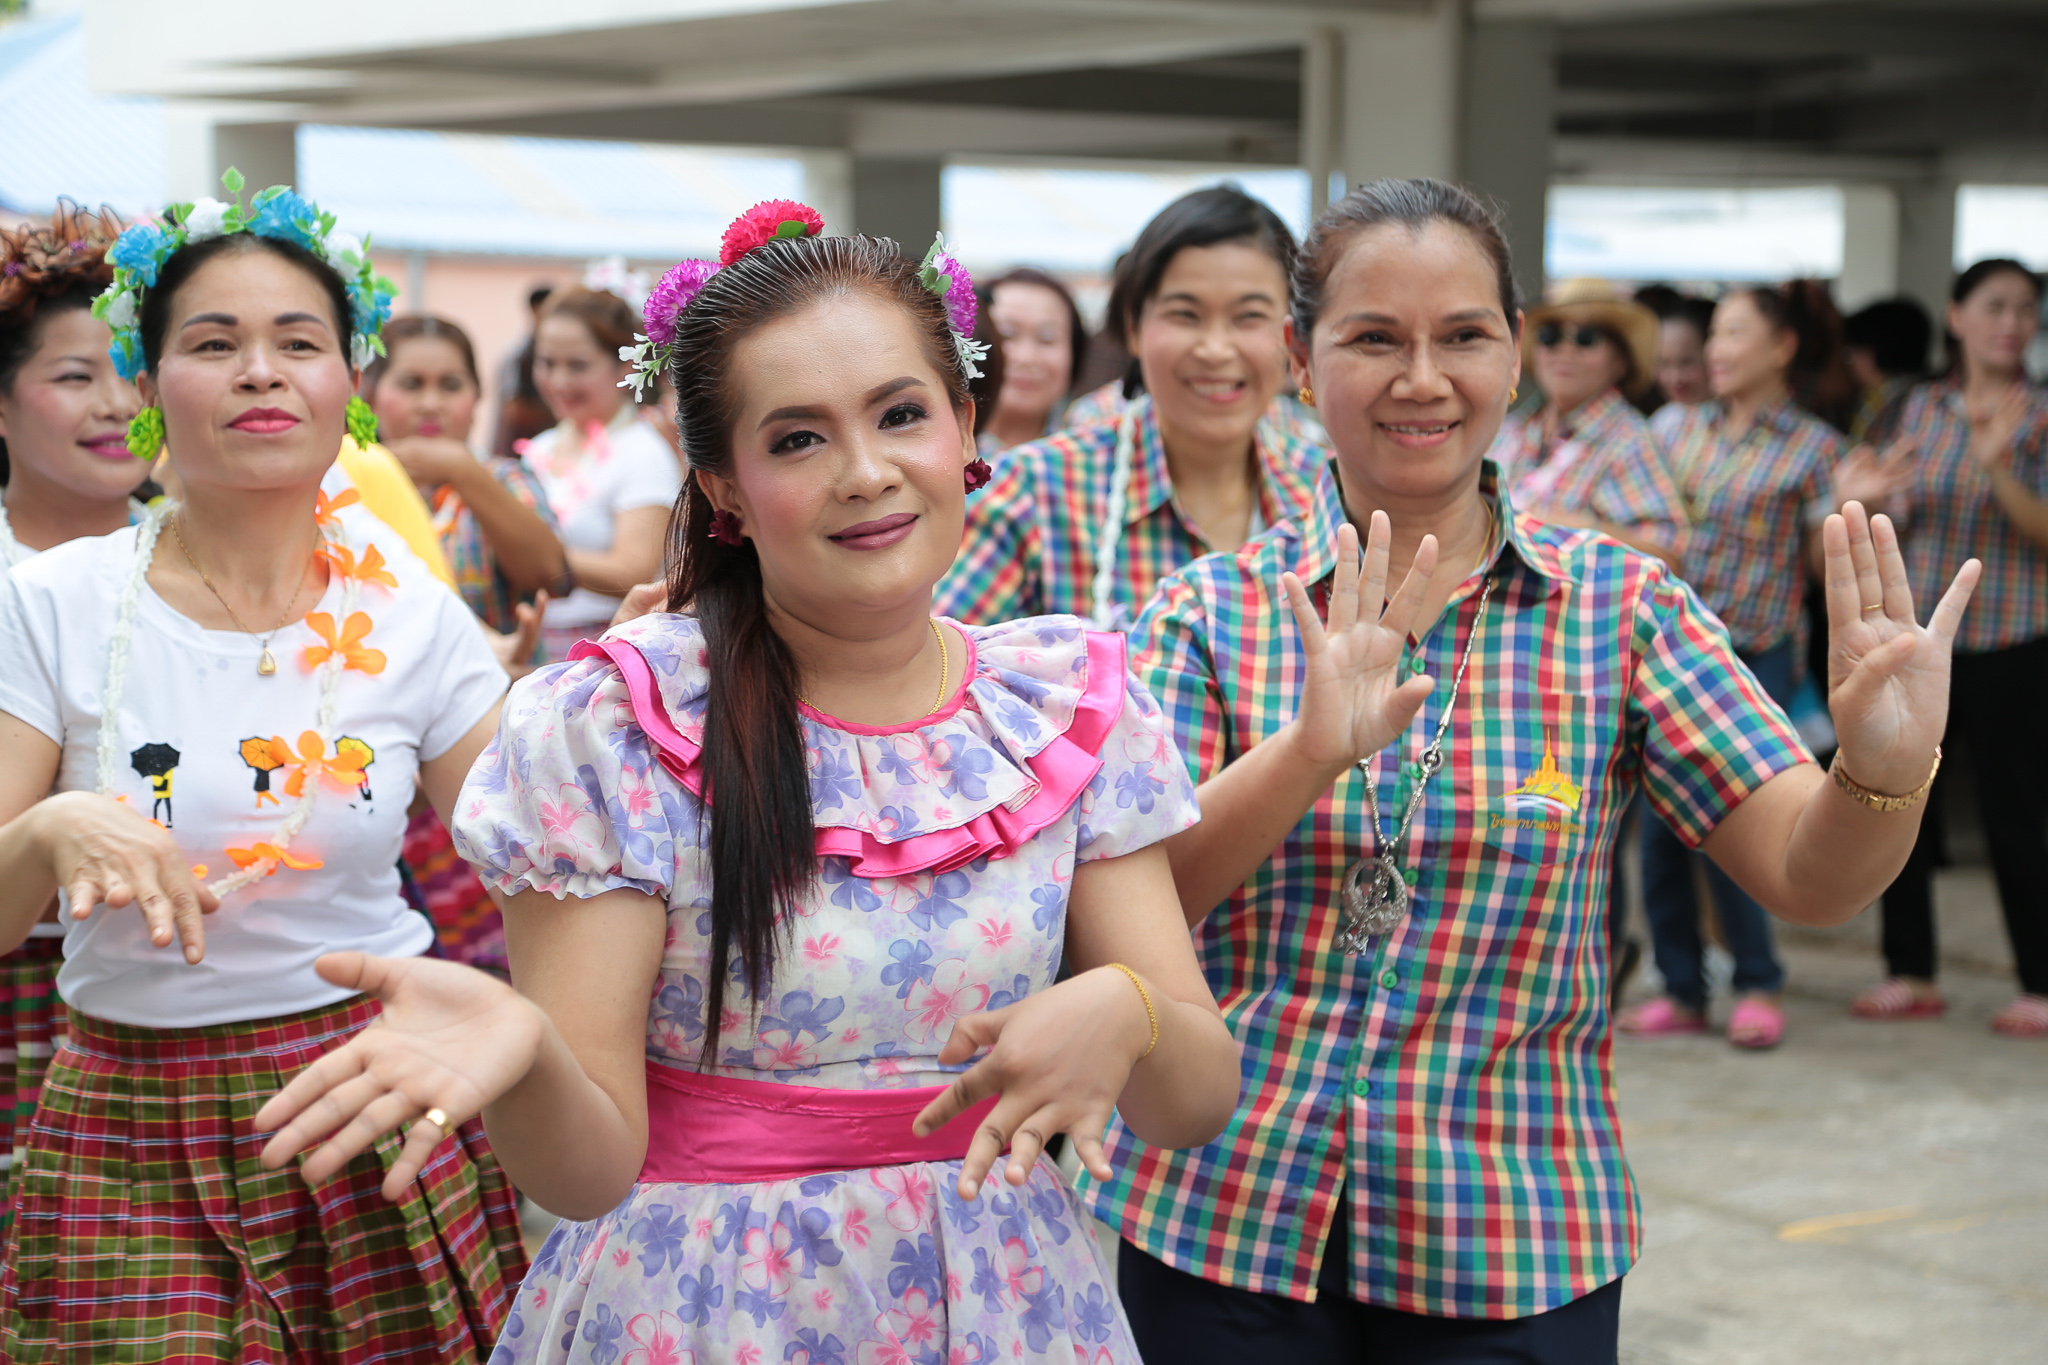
(335, 736, 374, 801)
(239, 737, 291, 809)
(129, 742, 180, 825)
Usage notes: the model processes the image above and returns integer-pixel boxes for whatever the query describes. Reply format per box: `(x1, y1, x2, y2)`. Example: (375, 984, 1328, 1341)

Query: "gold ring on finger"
(422, 1107, 450, 1132)
(1862, 604, 1885, 614)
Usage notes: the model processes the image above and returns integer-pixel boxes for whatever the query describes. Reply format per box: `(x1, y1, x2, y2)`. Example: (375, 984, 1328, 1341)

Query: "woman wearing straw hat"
(1488, 280, 1688, 566)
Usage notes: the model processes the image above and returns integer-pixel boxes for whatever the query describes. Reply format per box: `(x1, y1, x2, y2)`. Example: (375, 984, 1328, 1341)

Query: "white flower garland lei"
(98, 499, 359, 897)
(1089, 395, 1146, 631)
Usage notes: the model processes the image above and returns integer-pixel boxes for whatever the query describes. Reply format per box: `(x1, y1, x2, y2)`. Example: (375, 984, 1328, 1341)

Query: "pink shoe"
(1991, 994, 2048, 1038)
(1617, 997, 1705, 1036)
(1727, 997, 1785, 1050)
(1851, 978, 1945, 1020)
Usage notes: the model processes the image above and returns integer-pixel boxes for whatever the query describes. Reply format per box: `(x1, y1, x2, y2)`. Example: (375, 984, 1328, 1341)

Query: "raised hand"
(35, 790, 219, 962)
(1835, 435, 1916, 510)
(1824, 501, 1980, 794)
(1280, 510, 1442, 773)
(1965, 383, 2030, 471)
(490, 590, 548, 678)
(911, 965, 1154, 1199)
(255, 952, 546, 1201)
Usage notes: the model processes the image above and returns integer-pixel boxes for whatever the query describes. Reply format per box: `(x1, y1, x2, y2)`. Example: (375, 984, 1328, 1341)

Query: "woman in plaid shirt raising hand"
(1082, 178, 1981, 1365)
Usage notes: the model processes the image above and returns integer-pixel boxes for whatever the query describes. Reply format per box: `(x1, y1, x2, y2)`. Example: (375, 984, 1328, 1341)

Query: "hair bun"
(0, 201, 125, 324)
(718, 201, 825, 267)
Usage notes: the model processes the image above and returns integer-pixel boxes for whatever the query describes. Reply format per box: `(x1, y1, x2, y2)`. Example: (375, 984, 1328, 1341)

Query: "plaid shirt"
(431, 456, 559, 635)
(1489, 389, 1689, 556)
(935, 401, 1325, 629)
(1080, 462, 1810, 1319)
(1653, 398, 1840, 653)
(1875, 378, 2048, 653)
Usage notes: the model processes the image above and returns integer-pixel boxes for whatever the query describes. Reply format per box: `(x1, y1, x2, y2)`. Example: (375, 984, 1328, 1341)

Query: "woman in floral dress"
(252, 206, 1251, 1364)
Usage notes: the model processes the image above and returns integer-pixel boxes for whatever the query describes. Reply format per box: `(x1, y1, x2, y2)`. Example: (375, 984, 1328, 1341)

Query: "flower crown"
(619, 200, 991, 401)
(93, 168, 394, 459)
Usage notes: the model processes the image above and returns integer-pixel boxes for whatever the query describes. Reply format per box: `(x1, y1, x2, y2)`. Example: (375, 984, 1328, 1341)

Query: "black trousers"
(1118, 1203, 1622, 1364)
(1878, 635, 2048, 995)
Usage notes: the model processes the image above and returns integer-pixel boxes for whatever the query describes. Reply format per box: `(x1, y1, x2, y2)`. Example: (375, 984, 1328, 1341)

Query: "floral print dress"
(454, 612, 1199, 1365)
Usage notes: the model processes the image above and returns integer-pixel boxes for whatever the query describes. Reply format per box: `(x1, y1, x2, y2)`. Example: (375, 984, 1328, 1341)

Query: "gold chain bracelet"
(1105, 963, 1159, 1059)
(1830, 745, 1941, 813)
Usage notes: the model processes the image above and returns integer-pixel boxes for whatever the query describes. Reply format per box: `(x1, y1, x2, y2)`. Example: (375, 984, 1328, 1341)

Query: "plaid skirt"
(401, 808, 508, 976)
(0, 938, 64, 1235)
(0, 994, 529, 1363)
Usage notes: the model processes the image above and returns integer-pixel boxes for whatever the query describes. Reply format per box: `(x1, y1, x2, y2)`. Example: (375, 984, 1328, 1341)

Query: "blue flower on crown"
(107, 224, 174, 287)
(348, 275, 395, 340)
(246, 188, 323, 254)
(107, 329, 145, 383)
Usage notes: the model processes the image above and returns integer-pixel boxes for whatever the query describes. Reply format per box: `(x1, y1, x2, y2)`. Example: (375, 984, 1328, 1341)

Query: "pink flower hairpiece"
(720, 200, 825, 267)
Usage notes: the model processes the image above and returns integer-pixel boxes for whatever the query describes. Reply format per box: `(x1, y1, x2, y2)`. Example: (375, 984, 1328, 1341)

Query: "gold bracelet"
(1105, 963, 1159, 1059)
(1830, 745, 1941, 813)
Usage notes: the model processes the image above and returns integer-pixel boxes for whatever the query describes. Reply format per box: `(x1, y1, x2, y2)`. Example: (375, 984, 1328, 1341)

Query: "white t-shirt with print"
(0, 503, 507, 1027)
(523, 409, 681, 630)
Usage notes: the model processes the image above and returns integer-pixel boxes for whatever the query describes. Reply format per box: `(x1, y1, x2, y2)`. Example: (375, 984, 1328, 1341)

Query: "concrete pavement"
(1614, 862, 2047, 1364)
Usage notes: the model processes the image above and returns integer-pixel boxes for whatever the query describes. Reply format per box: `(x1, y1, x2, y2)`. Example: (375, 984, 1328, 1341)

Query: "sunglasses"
(1536, 322, 1613, 350)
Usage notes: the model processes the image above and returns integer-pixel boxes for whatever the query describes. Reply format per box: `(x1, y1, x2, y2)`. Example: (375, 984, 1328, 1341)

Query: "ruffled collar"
(572, 612, 1127, 876)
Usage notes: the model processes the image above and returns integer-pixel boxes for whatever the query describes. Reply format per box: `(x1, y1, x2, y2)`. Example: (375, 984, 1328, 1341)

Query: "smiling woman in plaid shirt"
(935, 186, 1324, 632)
(1081, 178, 1982, 1364)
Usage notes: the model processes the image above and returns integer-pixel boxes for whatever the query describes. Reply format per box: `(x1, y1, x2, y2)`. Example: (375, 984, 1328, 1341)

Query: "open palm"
(254, 952, 545, 1200)
(1282, 511, 1443, 772)
(1824, 502, 1979, 794)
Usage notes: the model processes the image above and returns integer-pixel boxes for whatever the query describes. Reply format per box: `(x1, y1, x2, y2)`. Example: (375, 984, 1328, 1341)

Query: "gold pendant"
(257, 648, 277, 676)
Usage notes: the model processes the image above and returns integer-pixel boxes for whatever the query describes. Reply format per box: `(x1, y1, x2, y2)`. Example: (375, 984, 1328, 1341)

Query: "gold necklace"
(799, 619, 951, 718)
(170, 512, 317, 675)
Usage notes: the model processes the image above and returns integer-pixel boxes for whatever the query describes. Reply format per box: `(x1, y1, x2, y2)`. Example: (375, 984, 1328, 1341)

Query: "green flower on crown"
(93, 168, 396, 460)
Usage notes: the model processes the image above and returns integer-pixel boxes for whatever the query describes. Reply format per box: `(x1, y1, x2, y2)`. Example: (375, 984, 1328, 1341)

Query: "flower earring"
(1297, 385, 1314, 407)
(126, 407, 165, 461)
(708, 509, 745, 546)
(964, 457, 992, 492)
(344, 394, 379, 447)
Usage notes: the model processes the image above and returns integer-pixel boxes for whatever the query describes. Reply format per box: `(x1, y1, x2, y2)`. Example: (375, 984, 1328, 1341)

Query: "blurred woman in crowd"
(1488, 279, 1687, 563)
(1649, 292, 1716, 407)
(1858, 259, 2048, 1036)
(980, 266, 1084, 451)
(0, 203, 142, 1234)
(365, 314, 565, 975)
(1624, 280, 1847, 1050)
(1842, 296, 1933, 441)
(937, 186, 1322, 630)
(524, 287, 681, 660)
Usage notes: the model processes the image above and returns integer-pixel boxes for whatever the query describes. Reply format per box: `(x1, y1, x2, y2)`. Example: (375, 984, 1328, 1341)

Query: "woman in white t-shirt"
(0, 180, 526, 1359)
(0, 204, 146, 1236)
(523, 287, 681, 660)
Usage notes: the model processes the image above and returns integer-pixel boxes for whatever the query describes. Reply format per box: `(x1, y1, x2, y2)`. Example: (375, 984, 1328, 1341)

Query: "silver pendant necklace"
(1339, 572, 1496, 954)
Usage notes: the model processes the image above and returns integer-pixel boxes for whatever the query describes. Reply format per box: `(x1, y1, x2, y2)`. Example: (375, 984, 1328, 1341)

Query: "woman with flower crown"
(0, 202, 148, 1237)
(249, 202, 1247, 1365)
(0, 176, 527, 1361)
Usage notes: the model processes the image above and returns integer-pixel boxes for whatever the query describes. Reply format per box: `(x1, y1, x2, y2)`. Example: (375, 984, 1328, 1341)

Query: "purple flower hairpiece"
(918, 234, 990, 381)
(644, 258, 719, 346)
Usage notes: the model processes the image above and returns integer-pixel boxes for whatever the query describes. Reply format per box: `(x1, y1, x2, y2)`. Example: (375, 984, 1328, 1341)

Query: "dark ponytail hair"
(661, 233, 971, 1060)
(1293, 178, 1520, 342)
(1732, 279, 1857, 431)
(1943, 258, 2043, 380)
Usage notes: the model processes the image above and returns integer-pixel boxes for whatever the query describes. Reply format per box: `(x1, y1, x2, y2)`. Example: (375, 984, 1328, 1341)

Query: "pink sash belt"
(639, 1062, 999, 1185)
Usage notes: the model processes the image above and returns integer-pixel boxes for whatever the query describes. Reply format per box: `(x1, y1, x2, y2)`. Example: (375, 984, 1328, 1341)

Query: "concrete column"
(1837, 184, 1900, 312)
(1460, 18, 1557, 302)
(1336, 0, 1465, 188)
(801, 150, 854, 237)
(1895, 177, 1959, 320)
(851, 157, 943, 256)
(164, 111, 298, 200)
(1301, 28, 1343, 219)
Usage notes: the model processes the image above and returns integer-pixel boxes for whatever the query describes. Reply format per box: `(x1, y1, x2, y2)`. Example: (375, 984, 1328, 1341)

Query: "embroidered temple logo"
(1491, 730, 1583, 837)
